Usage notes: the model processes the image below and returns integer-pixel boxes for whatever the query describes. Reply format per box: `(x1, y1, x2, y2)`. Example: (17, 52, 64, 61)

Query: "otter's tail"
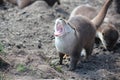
(91, 0, 113, 29)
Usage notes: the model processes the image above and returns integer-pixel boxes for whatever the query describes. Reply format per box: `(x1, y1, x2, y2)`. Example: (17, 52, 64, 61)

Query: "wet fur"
(55, 0, 113, 70)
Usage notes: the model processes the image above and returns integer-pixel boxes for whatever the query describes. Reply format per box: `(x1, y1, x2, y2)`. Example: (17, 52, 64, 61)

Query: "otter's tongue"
(54, 23, 64, 36)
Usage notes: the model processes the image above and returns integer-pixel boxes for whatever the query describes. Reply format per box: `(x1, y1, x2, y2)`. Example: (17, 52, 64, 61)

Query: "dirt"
(0, 0, 120, 80)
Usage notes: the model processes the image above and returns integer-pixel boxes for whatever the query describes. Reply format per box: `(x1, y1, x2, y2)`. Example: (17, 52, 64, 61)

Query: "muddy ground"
(0, 0, 120, 80)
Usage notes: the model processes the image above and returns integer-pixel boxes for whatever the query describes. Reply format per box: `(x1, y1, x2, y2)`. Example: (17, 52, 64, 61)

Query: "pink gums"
(54, 23, 64, 36)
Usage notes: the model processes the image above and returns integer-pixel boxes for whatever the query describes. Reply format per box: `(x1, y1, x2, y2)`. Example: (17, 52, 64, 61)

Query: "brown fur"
(70, 4, 119, 50)
(70, 5, 97, 20)
(91, 0, 113, 29)
(97, 23, 119, 50)
(54, 0, 113, 70)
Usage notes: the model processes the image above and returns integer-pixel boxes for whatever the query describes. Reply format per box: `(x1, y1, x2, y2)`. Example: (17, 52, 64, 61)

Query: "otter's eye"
(102, 33, 105, 36)
(59, 18, 63, 20)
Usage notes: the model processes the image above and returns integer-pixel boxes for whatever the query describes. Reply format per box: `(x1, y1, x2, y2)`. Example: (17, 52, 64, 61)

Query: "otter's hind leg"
(59, 52, 64, 65)
(85, 41, 94, 59)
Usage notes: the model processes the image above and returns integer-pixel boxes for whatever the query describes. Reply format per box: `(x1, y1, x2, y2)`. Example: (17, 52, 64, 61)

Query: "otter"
(70, 5, 119, 50)
(54, 0, 113, 71)
(97, 23, 119, 50)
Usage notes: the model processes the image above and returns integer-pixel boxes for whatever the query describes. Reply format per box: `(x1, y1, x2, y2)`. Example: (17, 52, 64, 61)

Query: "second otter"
(70, 5, 119, 50)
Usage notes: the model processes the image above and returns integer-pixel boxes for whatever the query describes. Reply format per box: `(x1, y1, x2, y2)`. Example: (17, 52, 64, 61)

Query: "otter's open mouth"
(54, 22, 64, 36)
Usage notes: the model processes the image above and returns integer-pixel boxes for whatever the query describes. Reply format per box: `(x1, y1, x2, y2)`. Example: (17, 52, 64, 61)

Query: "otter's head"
(103, 28, 119, 50)
(54, 18, 74, 37)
